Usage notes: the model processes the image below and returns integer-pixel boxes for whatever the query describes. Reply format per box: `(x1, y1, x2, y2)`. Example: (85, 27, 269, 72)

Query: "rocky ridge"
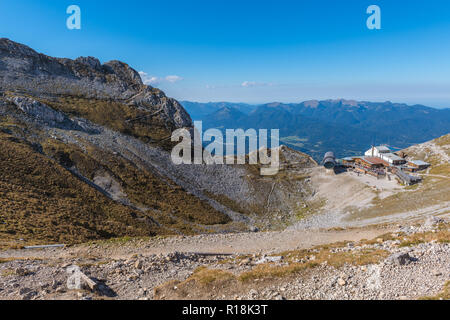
(0, 38, 191, 129)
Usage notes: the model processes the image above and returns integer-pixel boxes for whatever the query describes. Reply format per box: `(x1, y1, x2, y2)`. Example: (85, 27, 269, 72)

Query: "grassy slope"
(0, 131, 163, 248)
(41, 95, 177, 150)
(0, 95, 232, 247)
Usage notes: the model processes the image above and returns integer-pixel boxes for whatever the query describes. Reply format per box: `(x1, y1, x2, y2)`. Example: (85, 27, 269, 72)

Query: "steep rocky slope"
(0, 39, 318, 247)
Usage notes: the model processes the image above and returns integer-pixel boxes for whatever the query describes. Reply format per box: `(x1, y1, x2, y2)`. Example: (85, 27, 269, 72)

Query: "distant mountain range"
(181, 100, 450, 161)
(180, 101, 256, 119)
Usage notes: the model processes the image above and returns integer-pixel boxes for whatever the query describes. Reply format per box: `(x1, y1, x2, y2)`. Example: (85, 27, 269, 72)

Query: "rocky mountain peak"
(0, 38, 192, 129)
(74, 56, 102, 71)
(103, 60, 143, 87)
(0, 38, 143, 99)
(0, 38, 38, 58)
(302, 100, 320, 108)
(0, 38, 146, 98)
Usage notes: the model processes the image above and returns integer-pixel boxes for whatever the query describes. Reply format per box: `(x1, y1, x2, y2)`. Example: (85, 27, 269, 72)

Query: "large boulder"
(385, 252, 414, 266)
(9, 96, 67, 124)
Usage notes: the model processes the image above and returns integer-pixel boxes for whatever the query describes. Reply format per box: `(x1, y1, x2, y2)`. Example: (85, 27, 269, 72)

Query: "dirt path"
(0, 226, 393, 261)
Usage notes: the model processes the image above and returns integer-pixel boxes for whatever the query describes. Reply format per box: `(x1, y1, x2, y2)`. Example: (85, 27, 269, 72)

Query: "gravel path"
(0, 227, 392, 260)
(1, 218, 448, 300)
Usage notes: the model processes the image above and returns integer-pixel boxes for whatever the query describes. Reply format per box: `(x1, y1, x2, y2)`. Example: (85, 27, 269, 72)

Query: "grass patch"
(0, 258, 18, 264)
(87, 236, 147, 246)
(238, 247, 389, 282)
(153, 266, 236, 298)
(420, 281, 450, 300)
(360, 232, 402, 245)
(295, 198, 326, 220)
(399, 228, 450, 247)
(430, 164, 450, 176)
(434, 134, 450, 148)
(0, 269, 16, 277)
(405, 184, 420, 190)
(190, 266, 235, 285)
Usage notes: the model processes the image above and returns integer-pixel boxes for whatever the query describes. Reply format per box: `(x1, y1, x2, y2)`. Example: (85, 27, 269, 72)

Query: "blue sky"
(1, 0, 450, 107)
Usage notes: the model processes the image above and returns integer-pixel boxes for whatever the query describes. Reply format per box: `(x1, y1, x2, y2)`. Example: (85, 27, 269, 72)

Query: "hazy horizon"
(179, 98, 450, 110)
(2, 0, 450, 108)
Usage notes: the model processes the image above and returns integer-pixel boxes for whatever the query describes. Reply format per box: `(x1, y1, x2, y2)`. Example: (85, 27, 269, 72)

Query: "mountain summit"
(0, 38, 192, 129)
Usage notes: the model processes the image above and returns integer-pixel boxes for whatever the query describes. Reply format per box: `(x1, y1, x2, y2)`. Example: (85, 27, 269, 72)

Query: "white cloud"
(138, 71, 160, 85)
(242, 81, 256, 87)
(165, 75, 183, 83)
(139, 72, 184, 86)
(241, 81, 272, 88)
